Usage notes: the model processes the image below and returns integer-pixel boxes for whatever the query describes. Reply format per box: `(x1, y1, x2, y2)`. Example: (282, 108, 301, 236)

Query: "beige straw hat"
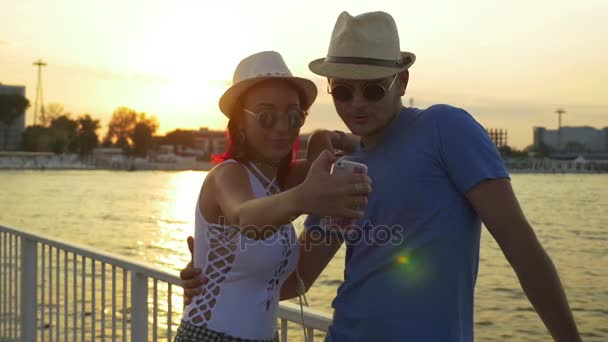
(219, 51, 317, 117)
(309, 11, 416, 80)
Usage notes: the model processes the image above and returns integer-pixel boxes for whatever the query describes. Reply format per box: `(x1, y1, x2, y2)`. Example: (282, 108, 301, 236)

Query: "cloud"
(0, 40, 10, 46)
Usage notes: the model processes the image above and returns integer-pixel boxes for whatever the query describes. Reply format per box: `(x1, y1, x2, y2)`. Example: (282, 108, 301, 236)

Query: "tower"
(32, 59, 47, 125)
(556, 108, 566, 150)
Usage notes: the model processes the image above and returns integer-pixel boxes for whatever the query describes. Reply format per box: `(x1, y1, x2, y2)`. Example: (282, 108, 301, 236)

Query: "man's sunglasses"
(243, 108, 307, 129)
(328, 73, 398, 102)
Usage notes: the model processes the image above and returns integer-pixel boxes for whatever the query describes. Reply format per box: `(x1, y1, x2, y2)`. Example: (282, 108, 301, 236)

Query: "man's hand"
(179, 236, 205, 306)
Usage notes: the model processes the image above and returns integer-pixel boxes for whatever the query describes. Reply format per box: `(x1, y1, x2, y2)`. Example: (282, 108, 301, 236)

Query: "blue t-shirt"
(305, 105, 510, 341)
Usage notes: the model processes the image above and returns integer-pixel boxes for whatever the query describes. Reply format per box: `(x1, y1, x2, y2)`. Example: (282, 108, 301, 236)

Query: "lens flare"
(397, 255, 409, 265)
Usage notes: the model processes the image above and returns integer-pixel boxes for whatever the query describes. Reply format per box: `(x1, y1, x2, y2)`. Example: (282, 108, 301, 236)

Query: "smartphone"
(321, 159, 368, 230)
(330, 159, 368, 176)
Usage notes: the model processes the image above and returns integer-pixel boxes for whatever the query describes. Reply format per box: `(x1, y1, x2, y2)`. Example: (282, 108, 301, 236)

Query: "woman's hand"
(292, 150, 372, 219)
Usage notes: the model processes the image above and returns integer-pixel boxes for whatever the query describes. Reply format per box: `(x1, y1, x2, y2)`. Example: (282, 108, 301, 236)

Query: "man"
(181, 11, 581, 341)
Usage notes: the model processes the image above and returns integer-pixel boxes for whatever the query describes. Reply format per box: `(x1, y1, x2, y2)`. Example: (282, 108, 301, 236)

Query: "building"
(0, 84, 27, 151)
(192, 127, 227, 157)
(91, 147, 128, 169)
(534, 126, 608, 152)
(486, 128, 508, 148)
(157, 128, 316, 162)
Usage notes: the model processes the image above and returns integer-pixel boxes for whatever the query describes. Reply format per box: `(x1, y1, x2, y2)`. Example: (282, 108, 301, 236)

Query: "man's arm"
(285, 130, 360, 189)
(280, 228, 344, 300)
(466, 178, 581, 342)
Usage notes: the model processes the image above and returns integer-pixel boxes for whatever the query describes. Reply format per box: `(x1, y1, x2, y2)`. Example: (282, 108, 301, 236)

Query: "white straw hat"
(219, 51, 317, 117)
(309, 11, 416, 80)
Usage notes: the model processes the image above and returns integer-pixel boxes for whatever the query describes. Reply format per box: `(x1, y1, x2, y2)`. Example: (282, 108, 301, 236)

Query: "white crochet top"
(182, 159, 299, 340)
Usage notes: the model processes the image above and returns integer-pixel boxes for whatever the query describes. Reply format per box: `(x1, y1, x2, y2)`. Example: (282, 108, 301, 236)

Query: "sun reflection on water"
(154, 171, 207, 270)
(151, 171, 209, 332)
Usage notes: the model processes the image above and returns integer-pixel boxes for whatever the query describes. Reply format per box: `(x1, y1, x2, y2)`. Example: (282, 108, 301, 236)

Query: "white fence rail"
(0, 225, 330, 341)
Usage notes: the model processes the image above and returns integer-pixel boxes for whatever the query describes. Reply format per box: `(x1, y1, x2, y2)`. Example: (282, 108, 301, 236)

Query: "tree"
(39, 102, 66, 127)
(0, 93, 30, 150)
(22, 114, 100, 155)
(132, 122, 154, 157)
(116, 136, 130, 151)
(103, 107, 159, 156)
(495, 144, 531, 159)
(22, 125, 52, 152)
(75, 114, 100, 156)
(49, 115, 78, 154)
(104, 107, 138, 148)
(498, 145, 513, 157)
(131, 113, 159, 157)
(136, 113, 159, 135)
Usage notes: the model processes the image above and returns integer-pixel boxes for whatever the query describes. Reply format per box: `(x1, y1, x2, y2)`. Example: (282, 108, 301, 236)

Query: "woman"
(174, 51, 370, 342)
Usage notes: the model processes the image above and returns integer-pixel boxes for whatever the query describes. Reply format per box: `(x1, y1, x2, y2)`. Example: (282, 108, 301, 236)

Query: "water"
(1, 171, 607, 341)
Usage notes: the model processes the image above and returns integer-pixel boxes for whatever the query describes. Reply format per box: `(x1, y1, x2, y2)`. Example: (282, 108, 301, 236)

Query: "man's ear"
(398, 70, 410, 96)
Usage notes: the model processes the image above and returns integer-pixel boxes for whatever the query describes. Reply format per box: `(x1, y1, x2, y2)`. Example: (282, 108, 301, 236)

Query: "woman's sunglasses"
(243, 108, 307, 129)
(328, 73, 398, 102)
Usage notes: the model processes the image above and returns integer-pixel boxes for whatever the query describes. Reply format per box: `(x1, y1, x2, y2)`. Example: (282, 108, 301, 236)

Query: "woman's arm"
(211, 151, 371, 239)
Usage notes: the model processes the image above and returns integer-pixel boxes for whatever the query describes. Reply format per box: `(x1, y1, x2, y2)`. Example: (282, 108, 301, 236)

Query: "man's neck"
(360, 106, 404, 150)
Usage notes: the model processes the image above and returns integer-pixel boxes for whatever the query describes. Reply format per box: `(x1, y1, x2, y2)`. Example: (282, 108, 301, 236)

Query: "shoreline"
(1, 166, 606, 174)
(1, 152, 607, 173)
(0, 164, 214, 172)
(0, 152, 214, 171)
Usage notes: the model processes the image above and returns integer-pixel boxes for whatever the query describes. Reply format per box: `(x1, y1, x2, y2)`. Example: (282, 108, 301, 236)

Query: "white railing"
(0, 225, 331, 341)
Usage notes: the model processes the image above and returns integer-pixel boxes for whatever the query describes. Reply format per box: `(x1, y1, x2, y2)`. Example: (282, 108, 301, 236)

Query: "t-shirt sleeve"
(304, 215, 341, 238)
(304, 215, 322, 231)
(433, 105, 510, 194)
(303, 215, 346, 241)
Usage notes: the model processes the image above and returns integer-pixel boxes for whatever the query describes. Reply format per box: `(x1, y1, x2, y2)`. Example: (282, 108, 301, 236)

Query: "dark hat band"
(324, 55, 411, 68)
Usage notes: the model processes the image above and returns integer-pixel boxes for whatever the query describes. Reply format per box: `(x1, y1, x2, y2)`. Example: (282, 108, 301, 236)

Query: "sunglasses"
(328, 73, 398, 102)
(243, 108, 307, 129)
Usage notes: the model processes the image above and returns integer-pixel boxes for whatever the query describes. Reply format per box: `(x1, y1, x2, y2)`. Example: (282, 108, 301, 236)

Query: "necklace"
(252, 159, 280, 169)
(248, 160, 281, 194)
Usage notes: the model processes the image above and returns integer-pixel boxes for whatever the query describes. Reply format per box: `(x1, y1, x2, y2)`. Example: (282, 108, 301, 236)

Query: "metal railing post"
(131, 271, 148, 341)
(20, 237, 37, 342)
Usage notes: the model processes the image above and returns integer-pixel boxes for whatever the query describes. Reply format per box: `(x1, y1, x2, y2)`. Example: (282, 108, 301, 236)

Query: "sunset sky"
(1, 0, 607, 148)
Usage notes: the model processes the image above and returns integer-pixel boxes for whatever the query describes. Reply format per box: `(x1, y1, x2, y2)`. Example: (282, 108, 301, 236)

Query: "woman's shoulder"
(206, 159, 250, 186)
(198, 160, 252, 218)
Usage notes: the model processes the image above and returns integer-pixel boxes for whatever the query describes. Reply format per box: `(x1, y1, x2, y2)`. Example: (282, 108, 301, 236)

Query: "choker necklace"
(252, 160, 280, 169)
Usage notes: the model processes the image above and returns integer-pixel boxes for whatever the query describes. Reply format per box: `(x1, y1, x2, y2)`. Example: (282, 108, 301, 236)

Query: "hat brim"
(219, 76, 318, 118)
(309, 52, 415, 80)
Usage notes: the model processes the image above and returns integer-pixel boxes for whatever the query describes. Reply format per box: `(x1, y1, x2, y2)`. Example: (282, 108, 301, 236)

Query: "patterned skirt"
(174, 320, 280, 342)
